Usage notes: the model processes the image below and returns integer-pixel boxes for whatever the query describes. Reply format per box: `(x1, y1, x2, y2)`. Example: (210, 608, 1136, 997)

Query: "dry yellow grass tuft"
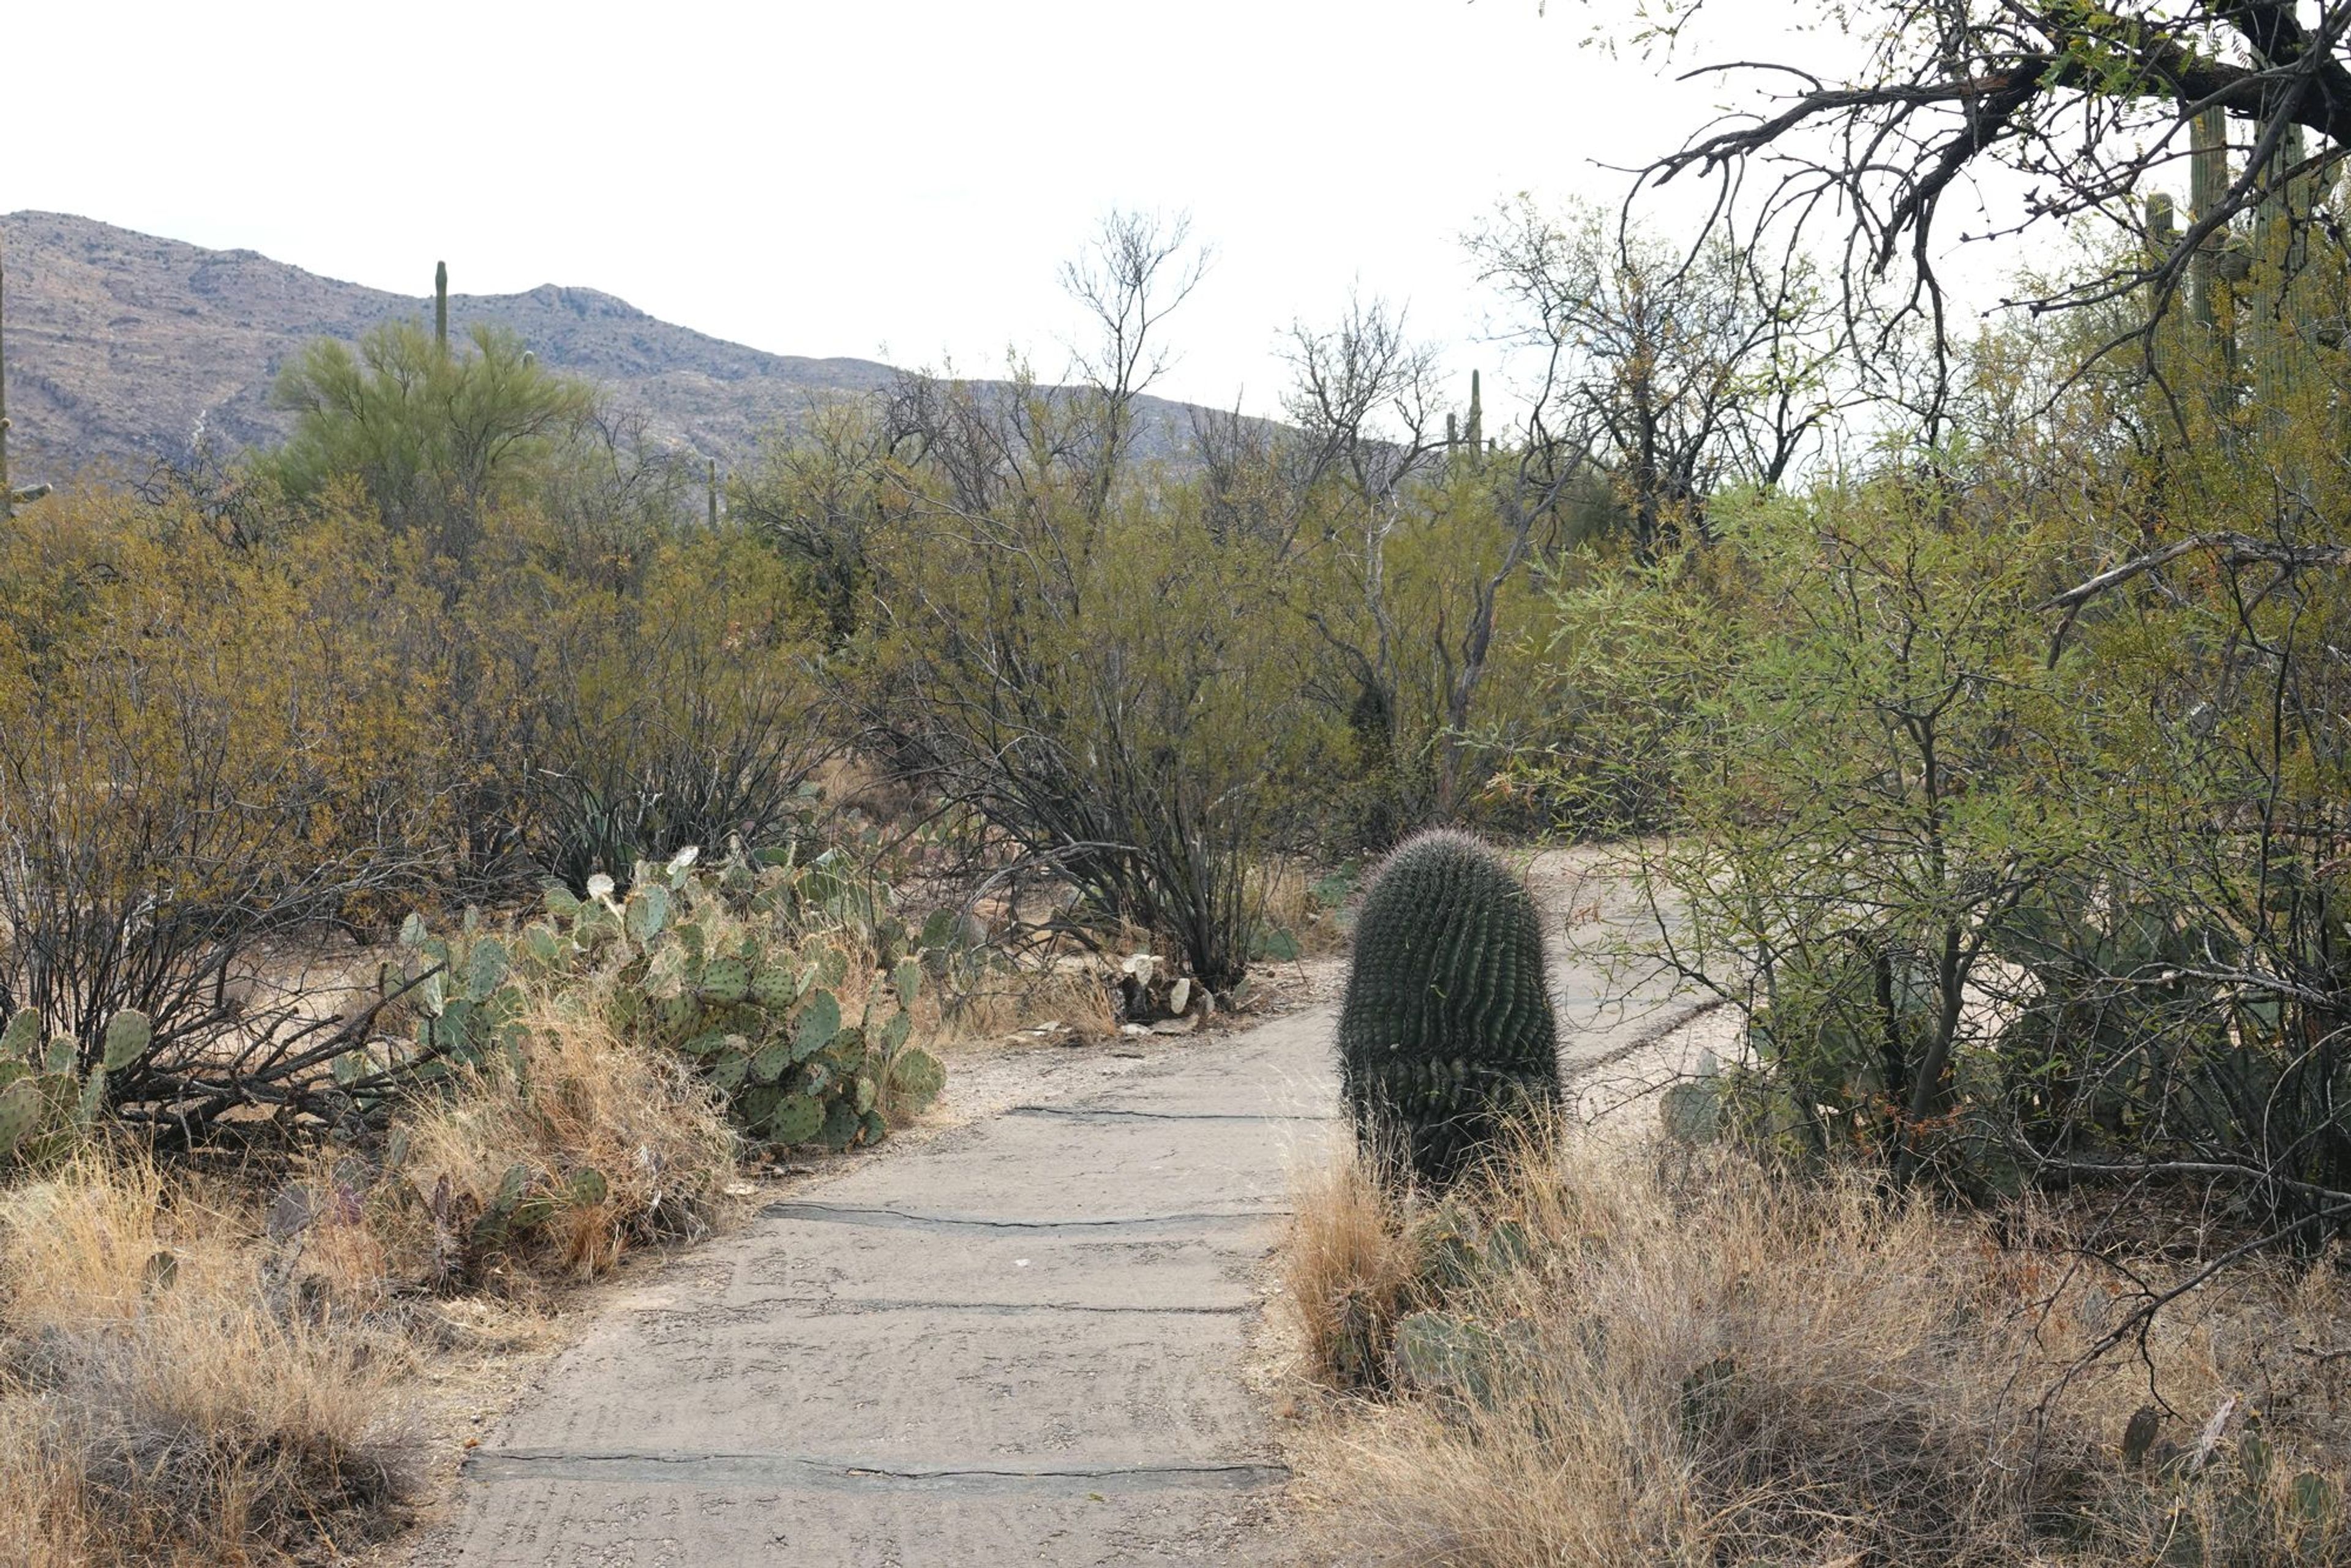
(361, 981, 737, 1294)
(1252, 858, 1352, 959)
(0, 1155, 414, 1566)
(1283, 1136, 2351, 1567)
(1281, 1146, 1423, 1389)
(0, 969, 749, 1564)
(947, 958, 1122, 1044)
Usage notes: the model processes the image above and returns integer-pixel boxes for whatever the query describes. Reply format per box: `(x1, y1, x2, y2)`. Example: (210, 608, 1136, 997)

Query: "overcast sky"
(14, 2, 1878, 419)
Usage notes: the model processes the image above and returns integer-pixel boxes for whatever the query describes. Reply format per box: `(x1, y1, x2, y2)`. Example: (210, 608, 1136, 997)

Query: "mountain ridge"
(0, 211, 1212, 479)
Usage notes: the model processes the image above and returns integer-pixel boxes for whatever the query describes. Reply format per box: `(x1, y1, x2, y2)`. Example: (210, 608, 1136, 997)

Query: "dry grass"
(0, 1155, 414, 1566)
(0, 971, 748, 1564)
(945, 956, 1122, 1043)
(1253, 857, 1353, 959)
(348, 982, 737, 1297)
(1283, 1149, 1426, 1387)
(0, 871, 1046, 1564)
(933, 855, 1352, 1045)
(1283, 1137, 2351, 1567)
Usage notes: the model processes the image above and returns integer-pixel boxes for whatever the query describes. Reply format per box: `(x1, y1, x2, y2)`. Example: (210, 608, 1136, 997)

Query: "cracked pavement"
(405, 1013, 1339, 1565)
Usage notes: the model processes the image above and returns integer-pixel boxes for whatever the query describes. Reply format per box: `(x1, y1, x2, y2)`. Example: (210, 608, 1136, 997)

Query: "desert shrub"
(864, 274, 1288, 973)
(855, 417, 1567, 985)
(515, 527, 831, 895)
(0, 475, 846, 1147)
(727, 398, 898, 643)
(1542, 481, 2058, 1177)
(760, 222, 1590, 980)
(1545, 453, 2351, 1231)
(1253, 427, 1572, 844)
(0, 489, 453, 1142)
(256, 313, 836, 900)
(868, 372, 1334, 989)
(265, 320, 599, 564)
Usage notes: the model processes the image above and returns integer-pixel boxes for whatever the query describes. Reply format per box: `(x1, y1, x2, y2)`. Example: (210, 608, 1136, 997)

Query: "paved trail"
(419, 855, 1700, 1565)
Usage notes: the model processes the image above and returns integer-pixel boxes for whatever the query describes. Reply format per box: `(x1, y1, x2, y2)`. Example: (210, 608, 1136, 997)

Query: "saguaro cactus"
(2189, 105, 2229, 334)
(1336, 829, 1561, 1187)
(435, 260, 449, 354)
(2248, 102, 2314, 448)
(1448, 371, 1487, 465)
(2151, 96, 2342, 460)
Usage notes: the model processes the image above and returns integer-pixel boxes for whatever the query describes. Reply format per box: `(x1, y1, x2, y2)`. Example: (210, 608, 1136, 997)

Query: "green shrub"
(265, 320, 598, 564)
(1547, 448, 2351, 1222)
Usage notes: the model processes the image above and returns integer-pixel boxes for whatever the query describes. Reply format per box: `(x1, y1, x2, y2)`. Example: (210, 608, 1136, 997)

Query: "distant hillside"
(0, 211, 1215, 478)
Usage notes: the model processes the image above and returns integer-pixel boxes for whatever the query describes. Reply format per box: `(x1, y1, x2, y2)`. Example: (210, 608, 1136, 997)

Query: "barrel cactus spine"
(1335, 828, 1561, 1187)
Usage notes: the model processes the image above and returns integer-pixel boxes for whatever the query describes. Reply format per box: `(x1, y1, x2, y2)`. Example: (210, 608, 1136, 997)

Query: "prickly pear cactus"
(0, 1079, 40, 1164)
(0, 1005, 154, 1164)
(400, 841, 963, 1157)
(1336, 830, 1560, 1187)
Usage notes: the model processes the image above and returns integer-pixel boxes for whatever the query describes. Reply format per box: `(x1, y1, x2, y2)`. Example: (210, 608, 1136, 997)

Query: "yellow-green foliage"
(1202, 443, 1567, 841)
(737, 383, 1570, 987)
(869, 400, 1337, 984)
(452, 512, 827, 889)
(0, 467, 828, 925)
(266, 320, 600, 562)
(0, 486, 444, 901)
(1539, 293, 2351, 1201)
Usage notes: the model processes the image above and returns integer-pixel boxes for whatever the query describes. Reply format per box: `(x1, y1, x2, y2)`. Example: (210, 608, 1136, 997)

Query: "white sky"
(12, 2, 1885, 419)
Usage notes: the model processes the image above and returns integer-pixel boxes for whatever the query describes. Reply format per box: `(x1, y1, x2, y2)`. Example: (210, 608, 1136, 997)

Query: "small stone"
(266, 1184, 315, 1241)
(1149, 1016, 1199, 1036)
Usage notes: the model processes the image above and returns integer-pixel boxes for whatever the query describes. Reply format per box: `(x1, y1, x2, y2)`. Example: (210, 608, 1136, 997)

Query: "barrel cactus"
(1337, 830, 1560, 1186)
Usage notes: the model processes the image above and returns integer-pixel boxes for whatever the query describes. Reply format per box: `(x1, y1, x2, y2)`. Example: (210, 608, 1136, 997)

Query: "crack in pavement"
(467, 1449, 1291, 1496)
(759, 1200, 1289, 1234)
(1561, 996, 1731, 1084)
(1004, 1104, 1333, 1123)
(710, 1296, 1251, 1317)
